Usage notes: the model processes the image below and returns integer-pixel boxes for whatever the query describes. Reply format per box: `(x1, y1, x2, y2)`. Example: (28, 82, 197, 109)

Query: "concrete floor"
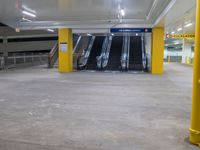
(0, 63, 199, 150)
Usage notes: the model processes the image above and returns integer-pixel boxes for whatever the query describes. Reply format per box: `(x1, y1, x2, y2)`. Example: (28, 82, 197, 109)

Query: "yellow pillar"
(58, 28, 73, 73)
(151, 27, 164, 75)
(190, 0, 200, 146)
(168, 55, 171, 64)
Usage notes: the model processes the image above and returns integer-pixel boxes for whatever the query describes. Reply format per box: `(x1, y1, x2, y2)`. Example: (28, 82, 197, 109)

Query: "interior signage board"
(60, 42, 68, 52)
(110, 28, 152, 33)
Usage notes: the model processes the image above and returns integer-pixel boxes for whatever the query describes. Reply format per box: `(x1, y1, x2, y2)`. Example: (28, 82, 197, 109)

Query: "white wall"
(182, 39, 193, 63)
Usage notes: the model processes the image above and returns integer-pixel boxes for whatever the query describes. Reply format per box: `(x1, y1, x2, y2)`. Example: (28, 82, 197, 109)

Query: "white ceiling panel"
(0, 0, 196, 35)
(0, 0, 175, 30)
(157, 0, 196, 34)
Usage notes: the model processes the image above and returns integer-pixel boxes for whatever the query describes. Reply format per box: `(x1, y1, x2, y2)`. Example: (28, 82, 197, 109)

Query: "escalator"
(106, 36, 123, 70)
(129, 36, 143, 70)
(73, 36, 91, 69)
(85, 36, 105, 70)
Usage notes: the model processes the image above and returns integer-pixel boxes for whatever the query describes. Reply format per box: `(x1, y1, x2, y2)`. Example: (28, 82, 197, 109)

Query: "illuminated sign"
(110, 28, 152, 33)
(166, 34, 195, 39)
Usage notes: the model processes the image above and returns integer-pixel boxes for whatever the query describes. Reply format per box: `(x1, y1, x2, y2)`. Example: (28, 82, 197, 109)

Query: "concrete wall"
(0, 26, 57, 53)
(0, 26, 58, 69)
(0, 41, 56, 53)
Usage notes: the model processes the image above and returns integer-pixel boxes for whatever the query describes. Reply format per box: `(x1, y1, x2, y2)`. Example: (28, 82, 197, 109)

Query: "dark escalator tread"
(106, 36, 123, 71)
(129, 36, 143, 70)
(85, 36, 105, 70)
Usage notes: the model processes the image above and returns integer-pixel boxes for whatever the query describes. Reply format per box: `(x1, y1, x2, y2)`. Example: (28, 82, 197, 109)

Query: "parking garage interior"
(0, 0, 200, 149)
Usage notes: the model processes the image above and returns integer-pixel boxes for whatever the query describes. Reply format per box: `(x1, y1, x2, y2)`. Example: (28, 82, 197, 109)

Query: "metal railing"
(0, 53, 48, 70)
(48, 42, 58, 68)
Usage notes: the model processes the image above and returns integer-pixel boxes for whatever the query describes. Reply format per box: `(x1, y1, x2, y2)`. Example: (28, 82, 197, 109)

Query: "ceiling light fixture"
(174, 41, 180, 45)
(47, 29, 54, 33)
(171, 31, 175, 34)
(120, 9, 125, 17)
(15, 28, 20, 33)
(184, 23, 193, 27)
(177, 27, 182, 32)
(22, 5, 36, 14)
(136, 33, 139, 36)
(22, 17, 32, 22)
(22, 10, 36, 18)
(87, 33, 92, 36)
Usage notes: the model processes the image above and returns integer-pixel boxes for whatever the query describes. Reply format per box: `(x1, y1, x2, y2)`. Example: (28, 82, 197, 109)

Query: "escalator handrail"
(73, 35, 82, 53)
(141, 36, 147, 70)
(78, 36, 95, 67)
(127, 36, 130, 69)
(121, 35, 130, 70)
(102, 36, 112, 68)
(97, 36, 109, 69)
(48, 42, 58, 68)
(49, 42, 58, 56)
(121, 36, 126, 69)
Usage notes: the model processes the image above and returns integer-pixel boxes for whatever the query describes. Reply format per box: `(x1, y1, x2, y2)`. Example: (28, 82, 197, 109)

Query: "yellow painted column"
(189, 0, 200, 146)
(151, 27, 164, 75)
(168, 55, 171, 64)
(58, 28, 73, 73)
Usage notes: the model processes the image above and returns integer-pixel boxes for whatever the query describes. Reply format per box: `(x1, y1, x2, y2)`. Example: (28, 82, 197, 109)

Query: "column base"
(189, 128, 200, 146)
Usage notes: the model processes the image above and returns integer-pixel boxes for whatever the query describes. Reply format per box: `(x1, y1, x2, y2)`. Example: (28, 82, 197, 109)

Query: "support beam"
(58, 28, 73, 73)
(151, 27, 164, 75)
(189, 0, 200, 146)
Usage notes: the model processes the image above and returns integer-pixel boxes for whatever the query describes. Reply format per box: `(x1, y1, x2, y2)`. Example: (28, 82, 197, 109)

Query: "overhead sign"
(166, 34, 195, 39)
(110, 28, 152, 33)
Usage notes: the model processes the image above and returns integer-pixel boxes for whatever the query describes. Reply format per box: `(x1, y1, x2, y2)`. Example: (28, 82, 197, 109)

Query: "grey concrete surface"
(0, 63, 198, 150)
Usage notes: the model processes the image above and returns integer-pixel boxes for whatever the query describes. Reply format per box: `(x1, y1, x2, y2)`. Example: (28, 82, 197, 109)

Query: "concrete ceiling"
(163, 0, 196, 48)
(164, 0, 196, 34)
(0, 0, 196, 34)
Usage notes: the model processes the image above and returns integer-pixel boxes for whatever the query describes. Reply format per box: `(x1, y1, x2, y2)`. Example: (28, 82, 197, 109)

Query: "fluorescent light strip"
(184, 23, 193, 27)
(22, 17, 32, 22)
(177, 27, 182, 31)
(22, 5, 36, 14)
(22, 10, 36, 18)
(47, 29, 54, 32)
(171, 31, 175, 34)
(174, 41, 180, 45)
(120, 9, 125, 17)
